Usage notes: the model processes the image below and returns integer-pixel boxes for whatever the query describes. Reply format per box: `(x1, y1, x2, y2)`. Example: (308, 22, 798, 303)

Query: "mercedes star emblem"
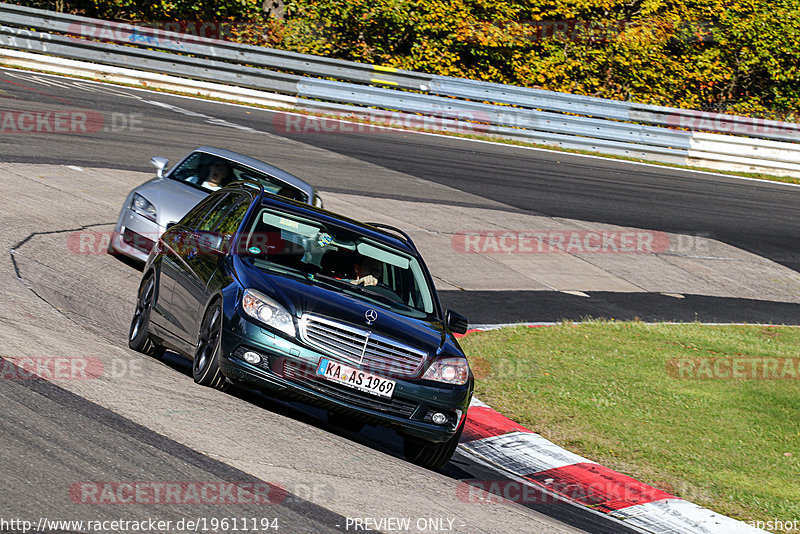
(365, 309, 378, 325)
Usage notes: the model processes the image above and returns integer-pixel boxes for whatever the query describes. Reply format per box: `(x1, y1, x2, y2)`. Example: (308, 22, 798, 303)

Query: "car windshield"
(170, 152, 308, 201)
(239, 208, 435, 318)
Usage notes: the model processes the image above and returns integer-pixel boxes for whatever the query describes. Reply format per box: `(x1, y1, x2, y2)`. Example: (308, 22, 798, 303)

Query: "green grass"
(461, 322, 800, 529)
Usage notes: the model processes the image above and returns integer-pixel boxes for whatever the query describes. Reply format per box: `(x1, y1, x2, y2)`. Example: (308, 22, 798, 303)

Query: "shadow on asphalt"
(441, 289, 800, 325)
(155, 350, 639, 534)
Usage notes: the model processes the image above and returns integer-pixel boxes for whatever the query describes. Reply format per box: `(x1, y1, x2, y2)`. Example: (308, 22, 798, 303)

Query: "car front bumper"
(219, 310, 472, 443)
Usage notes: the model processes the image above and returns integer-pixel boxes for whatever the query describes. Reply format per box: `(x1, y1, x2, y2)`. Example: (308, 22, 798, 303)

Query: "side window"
(197, 194, 242, 232)
(169, 152, 203, 184)
(216, 197, 250, 238)
(170, 152, 234, 191)
(264, 182, 308, 203)
(180, 193, 226, 230)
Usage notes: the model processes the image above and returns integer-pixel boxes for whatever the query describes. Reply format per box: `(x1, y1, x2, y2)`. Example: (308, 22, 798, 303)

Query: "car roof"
(233, 186, 417, 255)
(192, 146, 316, 198)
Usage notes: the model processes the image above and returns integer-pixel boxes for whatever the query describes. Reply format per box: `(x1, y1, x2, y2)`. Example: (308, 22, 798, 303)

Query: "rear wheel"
(403, 418, 465, 471)
(193, 302, 227, 390)
(128, 274, 164, 357)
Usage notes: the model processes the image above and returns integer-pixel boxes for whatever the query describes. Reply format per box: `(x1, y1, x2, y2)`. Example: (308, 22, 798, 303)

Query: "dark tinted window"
(170, 151, 308, 201)
(181, 192, 227, 230)
(197, 193, 243, 232)
(170, 152, 203, 183)
(242, 208, 434, 317)
(216, 197, 250, 238)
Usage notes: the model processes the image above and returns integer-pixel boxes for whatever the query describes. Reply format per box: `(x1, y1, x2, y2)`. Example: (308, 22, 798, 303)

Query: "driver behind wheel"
(352, 256, 382, 287)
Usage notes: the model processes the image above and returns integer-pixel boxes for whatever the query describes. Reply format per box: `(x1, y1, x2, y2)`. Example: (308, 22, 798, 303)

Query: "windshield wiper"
(251, 258, 306, 278)
(308, 273, 350, 292)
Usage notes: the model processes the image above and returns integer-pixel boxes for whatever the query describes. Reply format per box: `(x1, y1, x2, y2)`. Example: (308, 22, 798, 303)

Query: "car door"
(158, 193, 228, 339)
(171, 192, 250, 341)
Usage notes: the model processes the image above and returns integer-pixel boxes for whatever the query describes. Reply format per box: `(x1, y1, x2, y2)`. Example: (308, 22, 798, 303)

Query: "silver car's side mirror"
(150, 156, 169, 178)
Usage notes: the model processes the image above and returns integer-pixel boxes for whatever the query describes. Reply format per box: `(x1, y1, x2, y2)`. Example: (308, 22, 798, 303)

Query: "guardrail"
(428, 77, 800, 143)
(0, 2, 431, 90)
(0, 24, 300, 94)
(298, 78, 696, 149)
(0, 2, 799, 178)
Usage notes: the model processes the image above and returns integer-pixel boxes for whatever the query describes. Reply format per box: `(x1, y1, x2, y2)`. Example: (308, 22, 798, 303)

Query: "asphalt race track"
(0, 66, 798, 533)
(2, 68, 799, 324)
(0, 170, 602, 534)
(0, 68, 664, 534)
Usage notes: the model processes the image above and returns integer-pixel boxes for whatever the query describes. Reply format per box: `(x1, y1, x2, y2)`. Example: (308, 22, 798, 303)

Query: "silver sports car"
(109, 146, 322, 262)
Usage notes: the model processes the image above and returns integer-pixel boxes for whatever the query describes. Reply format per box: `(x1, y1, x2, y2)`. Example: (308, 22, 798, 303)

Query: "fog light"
(243, 351, 262, 364)
(431, 412, 448, 425)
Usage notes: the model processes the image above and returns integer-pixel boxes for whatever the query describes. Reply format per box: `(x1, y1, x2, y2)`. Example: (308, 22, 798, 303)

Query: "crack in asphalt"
(9, 221, 117, 326)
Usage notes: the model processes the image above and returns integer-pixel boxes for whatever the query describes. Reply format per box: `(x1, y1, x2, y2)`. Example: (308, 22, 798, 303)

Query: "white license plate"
(316, 358, 396, 399)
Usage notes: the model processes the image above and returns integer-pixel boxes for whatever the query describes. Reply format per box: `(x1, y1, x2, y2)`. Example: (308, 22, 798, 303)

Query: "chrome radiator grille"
(299, 314, 427, 377)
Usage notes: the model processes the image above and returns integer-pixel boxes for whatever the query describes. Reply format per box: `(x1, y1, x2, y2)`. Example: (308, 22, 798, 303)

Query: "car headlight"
(422, 357, 470, 385)
(130, 193, 157, 222)
(241, 289, 296, 337)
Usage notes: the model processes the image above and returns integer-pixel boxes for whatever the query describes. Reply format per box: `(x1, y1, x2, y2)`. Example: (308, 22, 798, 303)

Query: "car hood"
(133, 177, 208, 228)
(234, 257, 450, 356)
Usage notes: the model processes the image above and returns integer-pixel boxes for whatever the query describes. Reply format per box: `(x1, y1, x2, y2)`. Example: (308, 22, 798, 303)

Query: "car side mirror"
(194, 231, 224, 254)
(445, 309, 469, 334)
(151, 156, 169, 178)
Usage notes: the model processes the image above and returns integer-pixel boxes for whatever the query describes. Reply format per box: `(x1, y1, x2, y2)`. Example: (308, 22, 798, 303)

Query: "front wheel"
(403, 418, 465, 471)
(192, 302, 227, 390)
(128, 274, 164, 357)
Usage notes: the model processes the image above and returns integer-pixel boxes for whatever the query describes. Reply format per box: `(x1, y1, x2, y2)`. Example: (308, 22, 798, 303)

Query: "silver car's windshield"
(170, 152, 307, 201)
(240, 208, 435, 318)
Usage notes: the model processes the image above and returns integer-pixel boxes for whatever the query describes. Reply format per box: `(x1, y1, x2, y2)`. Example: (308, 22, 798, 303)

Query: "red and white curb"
(458, 397, 766, 533)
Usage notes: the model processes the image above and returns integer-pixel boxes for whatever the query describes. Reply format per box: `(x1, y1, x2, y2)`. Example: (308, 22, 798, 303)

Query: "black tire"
(192, 301, 227, 390)
(327, 410, 366, 433)
(128, 274, 164, 357)
(403, 418, 465, 471)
